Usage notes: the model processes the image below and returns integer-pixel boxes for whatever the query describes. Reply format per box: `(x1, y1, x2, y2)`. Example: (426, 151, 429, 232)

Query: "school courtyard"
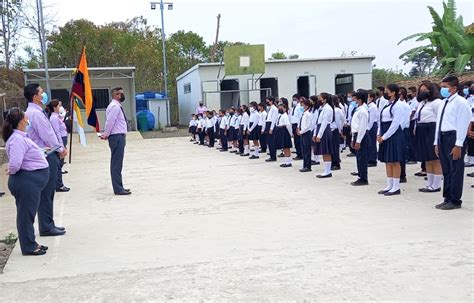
(0, 133, 472, 301)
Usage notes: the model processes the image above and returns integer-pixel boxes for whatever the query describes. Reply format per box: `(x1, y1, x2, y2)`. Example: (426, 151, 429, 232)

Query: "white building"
(176, 56, 374, 124)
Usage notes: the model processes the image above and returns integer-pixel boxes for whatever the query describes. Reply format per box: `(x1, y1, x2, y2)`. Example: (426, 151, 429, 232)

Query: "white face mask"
(292, 100, 298, 106)
(250, 107, 255, 113)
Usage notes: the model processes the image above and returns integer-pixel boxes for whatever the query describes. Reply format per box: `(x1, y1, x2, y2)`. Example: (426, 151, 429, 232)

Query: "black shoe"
(467, 172, 474, 177)
(384, 189, 401, 196)
(293, 157, 303, 160)
(249, 155, 259, 159)
(347, 153, 356, 157)
(54, 226, 66, 231)
(124, 188, 131, 192)
(37, 245, 48, 251)
(316, 173, 332, 178)
(351, 179, 368, 186)
(40, 228, 66, 237)
(61, 170, 68, 174)
(367, 163, 377, 167)
(220, 149, 228, 152)
(414, 171, 427, 177)
(278, 153, 285, 158)
(465, 163, 474, 167)
(435, 200, 450, 209)
(56, 186, 70, 192)
(332, 166, 341, 171)
(115, 190, 132, 195)
(400, 177, 407, 183)
(419, 187, 441, 193)
(311, 161, 320, 165)
(299, 168, 312, 172)
(280, 163, 292, 168)
(265, 158, 277, 162)
(240, 154, 249, 157)
(350, 172, 359, 176)
(0, 192, 5, 197)
(407, 161, 417, 165)
(23, 249, 47, 256)
(229, 150, 237, 153)
(378, 189, 389, 195)
(439, 202, 461, 210)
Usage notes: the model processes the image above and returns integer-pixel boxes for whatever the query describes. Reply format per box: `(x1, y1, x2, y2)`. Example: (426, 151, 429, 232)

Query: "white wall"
(177, 68, 202, 124)
(148, 99, 168, 129)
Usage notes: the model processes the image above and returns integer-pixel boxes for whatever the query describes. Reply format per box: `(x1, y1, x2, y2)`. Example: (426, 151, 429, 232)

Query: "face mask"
(278, 109, 284, 114)
(266, 102, 271, 106)
(347, 97, 352, 102)
(418, 91, 430, 101)
(470, 88, 474, 95)
(383, 93, 390, 100)
(463, 88, 469, 96)
(41, 92, 49, 105)
(440, 87, 450, 98)
(229, 112, 234, 116)
(351, 100, 356, 106)
(119, 93, 125, 102)
(407, 94, 413, 100)
(250, 107, 255, 113)
(199, 103, 204, 107)
(292, 100, 298, 106)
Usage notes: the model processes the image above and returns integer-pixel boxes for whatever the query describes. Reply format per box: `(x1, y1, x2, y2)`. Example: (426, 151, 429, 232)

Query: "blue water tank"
(136, 110, 155, 131)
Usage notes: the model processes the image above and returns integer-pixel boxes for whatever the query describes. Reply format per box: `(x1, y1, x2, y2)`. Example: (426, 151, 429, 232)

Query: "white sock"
(323, 161, 332, 175)
(469, 156, 474, 164)
(390, 178, 400, 192)
(287, 157, 292, 165)
(384, 178, 393, 191)
(426, 173, 434, 188)
(244, 145, 249, 154)
(433, 175, 442, 189)
(311, 154, 315, 161)
(315, 155, 321, 163)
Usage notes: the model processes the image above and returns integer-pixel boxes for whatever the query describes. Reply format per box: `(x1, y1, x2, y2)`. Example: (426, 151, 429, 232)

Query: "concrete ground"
(0, 133, 472, 302)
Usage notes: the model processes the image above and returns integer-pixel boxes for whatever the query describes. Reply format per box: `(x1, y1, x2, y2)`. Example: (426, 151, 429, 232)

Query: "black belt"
(440, 130, 456, 136)
(109, 133, 126, 137)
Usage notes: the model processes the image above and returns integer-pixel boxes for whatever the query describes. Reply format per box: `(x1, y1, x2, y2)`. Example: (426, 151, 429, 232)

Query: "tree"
(398, 0, 473, 75)
(168, 30, 207, 69)
(372, 68, 409, 88)
(270, 51, 286, 60)
(405, 52, 435, 77)
(0, 0, 23, 69)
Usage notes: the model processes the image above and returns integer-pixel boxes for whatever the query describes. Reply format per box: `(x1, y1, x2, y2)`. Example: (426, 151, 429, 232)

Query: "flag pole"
(68, 94, 74, 164)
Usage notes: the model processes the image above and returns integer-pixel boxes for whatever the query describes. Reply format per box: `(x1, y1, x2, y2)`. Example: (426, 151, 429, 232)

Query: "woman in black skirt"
(309, 95, 321, 165)
(414, 81, 443, 192)
(248, 101, 261, 159)
(377, 84, 406, 196)
(313, 93, 335, 178)
(275, 103, 293, 167)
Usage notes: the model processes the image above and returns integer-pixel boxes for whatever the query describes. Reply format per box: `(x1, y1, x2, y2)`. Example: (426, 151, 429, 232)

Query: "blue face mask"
(463, 88, 469, 96)
(440, 87, 450, 98)
(41, 92, 49, 105)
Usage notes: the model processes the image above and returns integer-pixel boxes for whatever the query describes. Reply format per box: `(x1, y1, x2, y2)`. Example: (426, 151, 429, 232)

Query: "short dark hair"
(24, 83, 40, 102)
(266, 96, 276, 104)
(292, 94, 300, 99)
(408, 86, 417, 94)
(111, 87, 123, 96)
(354, 90, 368, 103)
(441, 76, 459, 89)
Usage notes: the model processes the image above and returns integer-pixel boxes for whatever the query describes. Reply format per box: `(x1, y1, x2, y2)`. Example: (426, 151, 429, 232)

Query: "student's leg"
(425, 161, 434, 188)
(389, 162, 401, 193)
(302, 132, 311, 169)
(358, 137, 369, 182)
(320, 154, 332, 176)
(268, 133, 276, 160)
(332, 130, 341, 168)
(439, 135, 453, 202)
(432, 160, 443, 190)
(450, 144, 466, 205)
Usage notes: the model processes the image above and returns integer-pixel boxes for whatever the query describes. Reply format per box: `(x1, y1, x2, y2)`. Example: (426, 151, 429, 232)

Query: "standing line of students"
(190, 75, 472, 210)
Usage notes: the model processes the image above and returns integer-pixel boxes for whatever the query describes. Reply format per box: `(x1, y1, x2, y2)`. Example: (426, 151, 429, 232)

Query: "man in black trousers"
(434, 76, 471, 210)
(265, 97, 278, 162)
(101, 87, 131, 195)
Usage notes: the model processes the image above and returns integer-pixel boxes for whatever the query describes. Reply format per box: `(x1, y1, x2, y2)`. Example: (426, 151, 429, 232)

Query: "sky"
(39, 0, 473, 73)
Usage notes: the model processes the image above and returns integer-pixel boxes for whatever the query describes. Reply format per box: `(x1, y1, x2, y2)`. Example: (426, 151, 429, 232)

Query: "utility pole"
(210, 14, 221, 63)
(37, 0, 51, 97)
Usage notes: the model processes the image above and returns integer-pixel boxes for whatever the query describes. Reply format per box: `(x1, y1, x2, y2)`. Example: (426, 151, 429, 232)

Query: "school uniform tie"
(416, 102, 426, 122)
(438, 99, 449, 132)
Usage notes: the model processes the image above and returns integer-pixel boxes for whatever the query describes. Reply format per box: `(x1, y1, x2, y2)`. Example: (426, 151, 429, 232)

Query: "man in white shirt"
(407, 86, 419, 164)
(350, 90, 370, 186)
(399, 91, 411, 184)
(218, 110, 229, 151)
(291, 94, 304, 160)
(434, 76, 471, 210)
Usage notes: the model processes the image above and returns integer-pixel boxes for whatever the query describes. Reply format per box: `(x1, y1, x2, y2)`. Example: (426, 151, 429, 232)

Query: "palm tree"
(398, 0, 473, 75)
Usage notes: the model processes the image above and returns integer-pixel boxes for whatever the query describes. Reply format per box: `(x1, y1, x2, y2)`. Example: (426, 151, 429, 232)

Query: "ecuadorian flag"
(70, 46, 98, 146)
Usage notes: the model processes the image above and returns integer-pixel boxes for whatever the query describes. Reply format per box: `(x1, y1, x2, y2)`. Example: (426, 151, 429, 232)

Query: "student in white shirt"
(398, 87, 412, 184)
(205, 111, 215, 148)
(350, 90, 370, 186)
(377, 84, 406, 196)
(196, 114, 205, 145)
(434, 76, 471, 210)
(345, 92, 357, 157)
(297, 98, 313, 172)
(239, 105, 250, 156)
(407, 86, 419, 163)
(257, 103, 268, 153)
(235, 109, 243, 154)
(313, 93, 335, 178)
(309, 96, 321, 165)
(275, 103, 293, 167)
(463, 82, 474, 168)
(413, 81, 443, 193)
(228, 108, 238, 153)
(248, 101, 261, 159)
(218, 109, 229, 152)
(367, 91, 379, 166)
(264, 97, 279, 162)
(331, 95, 344, 170)
(188, 114, 197, 142)
(291, 94, 304, 160)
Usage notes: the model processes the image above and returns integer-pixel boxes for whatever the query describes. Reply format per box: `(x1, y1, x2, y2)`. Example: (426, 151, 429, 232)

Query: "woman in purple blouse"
(47, 100, 70, 192)
(4, 108, 50, 256)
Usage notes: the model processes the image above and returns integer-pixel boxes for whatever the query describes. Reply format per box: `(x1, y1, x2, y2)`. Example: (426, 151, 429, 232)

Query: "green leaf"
(454, 54, 471, 73)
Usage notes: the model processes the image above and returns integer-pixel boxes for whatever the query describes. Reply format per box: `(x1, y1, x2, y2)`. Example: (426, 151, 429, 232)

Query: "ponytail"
(386, 84, 400, 118)
(46, 99, 60, 118)
(2, 107, 24, 142)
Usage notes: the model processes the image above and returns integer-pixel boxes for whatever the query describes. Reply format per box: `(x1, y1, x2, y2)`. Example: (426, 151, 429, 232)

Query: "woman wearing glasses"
(4, 108, 50, 256)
